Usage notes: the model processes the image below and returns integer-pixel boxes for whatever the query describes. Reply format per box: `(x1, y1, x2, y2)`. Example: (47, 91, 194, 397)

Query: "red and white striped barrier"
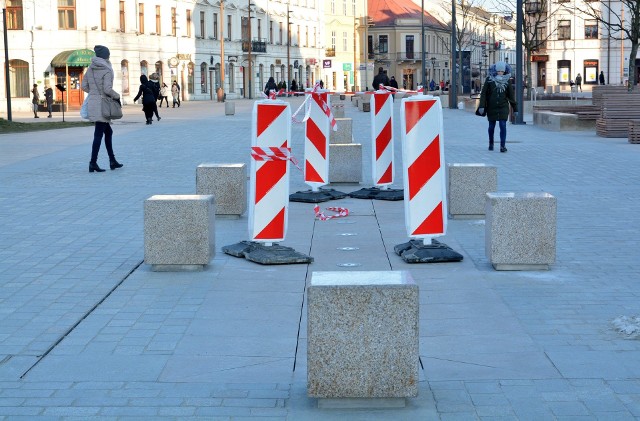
(248, 100, 292, 244)
(400, 95, 447, 243)
(370, 91, 395, 188)
(313, 205, 350, 221)
(303, 90, 331, 191)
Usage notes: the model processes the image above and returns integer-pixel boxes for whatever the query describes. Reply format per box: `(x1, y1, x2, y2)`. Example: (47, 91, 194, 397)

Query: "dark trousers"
(152, 102, 160, 118)
(159, 96, 169, 107)
(488, 120, 507, 148)
(143, 103, 155, 122)
(91, 122, 114, 163)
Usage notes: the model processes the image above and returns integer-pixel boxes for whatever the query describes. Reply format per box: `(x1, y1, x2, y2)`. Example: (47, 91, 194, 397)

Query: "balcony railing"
(242, 39, 267, 53)
(396, 51, 418, 61)
(325, 47, 336, 57)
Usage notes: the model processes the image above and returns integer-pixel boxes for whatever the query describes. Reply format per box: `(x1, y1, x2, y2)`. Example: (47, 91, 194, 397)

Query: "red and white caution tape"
(251, 146, 302, 171)
(313, 205, 350, 221)
(291, 82, 338, 131)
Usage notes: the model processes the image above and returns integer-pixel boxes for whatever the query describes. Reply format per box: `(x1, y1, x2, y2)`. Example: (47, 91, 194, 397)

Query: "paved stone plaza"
(1, 95, 640, 420)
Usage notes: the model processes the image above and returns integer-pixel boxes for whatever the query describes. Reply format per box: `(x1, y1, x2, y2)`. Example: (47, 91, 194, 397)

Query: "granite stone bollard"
(196, 163, 247, 217)
(447, 163, 497, 219)
(225, 101, 235, 115)
(144, 195, 215, 271)
(485, 192, 557, 270)
(329, 143, 362, 183)
(307, 271, 419, 406)
(331, 104, 345, 118)
(329, 118, 352, 144)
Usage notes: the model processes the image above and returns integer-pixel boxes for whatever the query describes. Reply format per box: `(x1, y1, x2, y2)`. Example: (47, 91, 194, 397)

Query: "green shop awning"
(51, 49, 95, 67)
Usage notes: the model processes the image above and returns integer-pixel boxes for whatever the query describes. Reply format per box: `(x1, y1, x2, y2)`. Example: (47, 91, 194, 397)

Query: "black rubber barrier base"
(349, 187, 404, 201)
(289, 188, 347, 203)
(222, 241, 313, 265)
(394, 239, 463, 263)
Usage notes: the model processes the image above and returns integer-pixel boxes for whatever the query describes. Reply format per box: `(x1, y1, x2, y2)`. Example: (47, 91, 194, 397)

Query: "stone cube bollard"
(447, 163, 497, 219)
(331, 104, 345, 118)
(329, 118, 352, 144)
(225, 101, 235, 115)
(307, 271, 419, 406)
(196, 163, 246, 217)
(485, 192, 557, 270)
(329, 143, 362, 183)
(144, 195, 215, 271)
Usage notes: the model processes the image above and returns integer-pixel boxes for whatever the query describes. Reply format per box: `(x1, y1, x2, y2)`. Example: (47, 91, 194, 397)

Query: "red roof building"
(364, 0, 450, 90)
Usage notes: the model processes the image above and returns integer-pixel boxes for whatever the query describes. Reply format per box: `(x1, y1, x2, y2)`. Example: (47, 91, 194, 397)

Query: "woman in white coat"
(81, 45, 123, 172)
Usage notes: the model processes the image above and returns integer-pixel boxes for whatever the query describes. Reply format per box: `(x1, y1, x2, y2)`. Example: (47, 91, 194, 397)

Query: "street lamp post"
(218, 1, 225, 102)
(421, 0, 426, 90)
(247, 1, 253, 99)
(287, 4, 291, 92)
(3, 8, 12, 120)
(431, 56, 436, 87)
(449, 0, 458, 108)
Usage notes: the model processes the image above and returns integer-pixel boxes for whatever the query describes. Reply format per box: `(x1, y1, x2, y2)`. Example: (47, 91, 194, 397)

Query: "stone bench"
(196, 163, 247, 218)
(144, 195, 216, 271)
(329, 118, 352, 144)
(307, 271, 419, 407)
(447, 163, 497, 219)
(225, 102, 235, 116)
(329, 143, 362, 183)
(533, 110, 596, 131)
(331, 104, 345, 118)
(485, 192, 556, 270)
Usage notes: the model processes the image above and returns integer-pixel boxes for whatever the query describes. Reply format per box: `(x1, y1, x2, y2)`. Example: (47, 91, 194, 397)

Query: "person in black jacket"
(372, 67, 390, 90)
(148, 73, 162, 121)
(264, 76, 277, 96)
(389, 76, 399, 89)
(133, 75, 156, 125)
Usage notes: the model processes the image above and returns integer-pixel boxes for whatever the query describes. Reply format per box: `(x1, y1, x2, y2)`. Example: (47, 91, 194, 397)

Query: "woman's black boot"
(89, 162, 105, 173)
(110, 159, 123, 170)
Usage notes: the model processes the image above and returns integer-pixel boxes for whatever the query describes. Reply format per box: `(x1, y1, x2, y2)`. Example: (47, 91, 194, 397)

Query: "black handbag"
(475, 106, 486, 117)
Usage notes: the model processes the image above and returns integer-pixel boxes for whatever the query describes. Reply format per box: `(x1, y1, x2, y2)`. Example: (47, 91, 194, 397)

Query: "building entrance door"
(537, 62, 547, 89)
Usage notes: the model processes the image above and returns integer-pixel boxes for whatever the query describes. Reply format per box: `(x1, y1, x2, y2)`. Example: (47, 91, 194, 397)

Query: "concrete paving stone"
(2, 98, 640, 418)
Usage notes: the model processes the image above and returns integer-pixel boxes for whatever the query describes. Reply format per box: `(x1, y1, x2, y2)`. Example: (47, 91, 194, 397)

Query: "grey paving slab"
(2, 96, 640, 419)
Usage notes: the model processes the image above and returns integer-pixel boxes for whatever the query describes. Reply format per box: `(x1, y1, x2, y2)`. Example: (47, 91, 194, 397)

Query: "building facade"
(0, 0, 334, 113)
(527, 0, 640, 90)
(367, 0, 449, 91)
(321, 0, 366, 92)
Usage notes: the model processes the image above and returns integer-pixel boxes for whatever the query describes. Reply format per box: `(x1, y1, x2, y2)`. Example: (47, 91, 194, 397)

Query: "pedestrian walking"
(133, 74, 157, 125)
(44, 85, 54, 118)
(81, 45, 123, 173)
(575, 73, 582, 92)
(477, 61, 517, 153)
(171, 81, 181, 107)
(290, 79, 298, 92)
(31, 84, 40, 118)
(148, 73, 161, 121)
(264, 76, 277, 96)
(599, 71, 605, 85)
(389, 76, 399, 89)
(159, 82, 170, 107)
(372, 67, 390, 90)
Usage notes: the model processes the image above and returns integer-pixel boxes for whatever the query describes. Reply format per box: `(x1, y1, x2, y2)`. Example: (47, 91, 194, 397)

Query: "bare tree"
(575, 0, 640, 91)
(517, 0, 560, 98)
(432, 0, 489, 92)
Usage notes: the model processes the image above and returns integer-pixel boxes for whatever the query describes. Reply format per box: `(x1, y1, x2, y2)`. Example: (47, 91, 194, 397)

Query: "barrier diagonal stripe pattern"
(372, 92, 394, 186)
(249, 101, 291, 242)
(304, 92, 330, 188)
(401, 97, 447, 239)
